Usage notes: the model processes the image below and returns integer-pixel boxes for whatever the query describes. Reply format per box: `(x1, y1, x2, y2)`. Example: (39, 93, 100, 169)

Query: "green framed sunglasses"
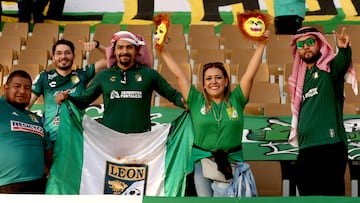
(296, 38, 316, 49)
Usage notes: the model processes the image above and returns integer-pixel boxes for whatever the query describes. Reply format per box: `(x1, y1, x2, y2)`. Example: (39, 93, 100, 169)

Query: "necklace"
(211, 101, 224, 122)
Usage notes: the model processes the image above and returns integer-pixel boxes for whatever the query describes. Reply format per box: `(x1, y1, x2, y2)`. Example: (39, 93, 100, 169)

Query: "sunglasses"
(203, 62, 224, 69)
(296, 38, 316, 49)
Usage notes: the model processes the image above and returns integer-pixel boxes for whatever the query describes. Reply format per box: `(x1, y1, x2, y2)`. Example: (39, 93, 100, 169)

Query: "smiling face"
(4, 75, 32, 109)
(52, 44, 74, 71)
(114, 39, 138, 69)
(296, 35, 320, 64)
(203, 66, 229, 102)
(243, 17, 266, 37)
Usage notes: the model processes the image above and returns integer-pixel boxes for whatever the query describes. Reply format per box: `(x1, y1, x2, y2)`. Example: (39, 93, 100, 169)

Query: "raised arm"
(333, 27, 350, 48)
(158, 47, 191, 101)
(240, 30, 270, 100)
(79, 40, 107, 73)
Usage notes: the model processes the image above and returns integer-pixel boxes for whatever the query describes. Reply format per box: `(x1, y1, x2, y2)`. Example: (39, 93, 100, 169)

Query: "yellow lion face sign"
(243, 16, 266, 37)
(155, 22, 168, 45)
(237, 10, 272, 41)
(153, 13, 170, 50)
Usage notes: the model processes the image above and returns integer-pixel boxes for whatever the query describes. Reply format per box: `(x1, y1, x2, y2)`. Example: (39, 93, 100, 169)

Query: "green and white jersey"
(298, 48, 352, 149)
(187, 85, 247, 162)
(70, 63, 184, 133)
(0, 96, 52, 186)
(32, 65, 96, 141)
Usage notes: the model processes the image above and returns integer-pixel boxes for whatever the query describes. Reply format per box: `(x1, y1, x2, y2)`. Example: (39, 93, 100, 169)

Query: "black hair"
(6, 70, 32, 85)
(52, 39, 75, 55)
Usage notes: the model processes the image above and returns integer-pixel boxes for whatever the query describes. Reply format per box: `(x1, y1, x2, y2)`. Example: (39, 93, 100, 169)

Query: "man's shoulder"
(74, 64, 95, 73)
(135, 63, 157, 74)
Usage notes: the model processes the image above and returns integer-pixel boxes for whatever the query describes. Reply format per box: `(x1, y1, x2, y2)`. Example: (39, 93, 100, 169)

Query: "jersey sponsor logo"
(104, 161, 148, 195)
(10, 120, 44, 137)
(48, 72, 60, 87)
(110, 76, 116, 82)
(49, 81, 57, 88)
(110, 90, 120, 99)
(120, 91, 142, 98)
(303, 87, 318, 101)
(54, 88, 77, 97)
(110, 90, 142, 99)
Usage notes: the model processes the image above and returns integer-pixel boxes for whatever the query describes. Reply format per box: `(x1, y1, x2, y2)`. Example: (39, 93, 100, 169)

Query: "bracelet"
(93, 40, 100, 48)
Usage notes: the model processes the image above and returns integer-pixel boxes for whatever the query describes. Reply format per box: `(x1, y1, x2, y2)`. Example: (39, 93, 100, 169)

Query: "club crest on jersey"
(135, 74, 142, 82)
(28, 114, 40, 123)
(71, 75, 80, 85)
(104, 161, 148, 195)
(226, 106, 239, 120)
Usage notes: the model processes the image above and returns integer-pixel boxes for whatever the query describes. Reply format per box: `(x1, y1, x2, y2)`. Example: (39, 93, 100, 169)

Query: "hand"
(79, 40, 99, 52)
(254, 29, 271, 47)
(263, 29, 271, 39)
(55, 90, 70, 105)
(261, 29, 271, 44)
(333, 27, 351, 48)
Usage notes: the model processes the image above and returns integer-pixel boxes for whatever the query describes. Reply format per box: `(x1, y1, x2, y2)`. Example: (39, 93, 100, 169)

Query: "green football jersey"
(69, 63, 184, 133)
(298, 48, 352, 149)
(32, 65, 96, 141)
(0, 96, 52, 186)
(187, 85, 246, 162)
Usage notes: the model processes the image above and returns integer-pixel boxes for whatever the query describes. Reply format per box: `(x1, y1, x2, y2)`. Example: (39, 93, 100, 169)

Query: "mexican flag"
(46, 101, 194, 196)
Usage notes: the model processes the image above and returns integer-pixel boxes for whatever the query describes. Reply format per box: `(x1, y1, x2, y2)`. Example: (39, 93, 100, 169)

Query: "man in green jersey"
(56, 31, 184, 133)
(28, 39, 107, 143)
(288, 26, 356, 196)
(0, 70, 52, 193)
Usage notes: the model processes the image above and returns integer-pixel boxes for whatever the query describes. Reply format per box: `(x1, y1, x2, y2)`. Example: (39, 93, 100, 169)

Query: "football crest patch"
(104, 161, 148, 195)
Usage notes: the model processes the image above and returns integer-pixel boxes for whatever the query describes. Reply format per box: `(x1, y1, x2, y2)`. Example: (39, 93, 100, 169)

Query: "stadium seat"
(2, 22, 29, 46)
(93, 24, 121, 46)
(18, 49, 49, 71)
(32, 23, 59, 43)
(0, 36, 22, 60)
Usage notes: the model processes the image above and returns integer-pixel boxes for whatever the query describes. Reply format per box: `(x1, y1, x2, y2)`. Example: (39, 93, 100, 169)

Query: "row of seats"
(2, 22, 359, 73)
(1, 56, 359, 115)
(1, 22, 360, 110)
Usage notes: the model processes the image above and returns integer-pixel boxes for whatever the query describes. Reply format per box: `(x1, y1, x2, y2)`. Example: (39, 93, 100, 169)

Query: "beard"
(119, 59, 132, 67)
(55, 59, 73, 71)
(301, 52, 321, 64)
(58, 65, 72, 70)
(8, 100, 27, 110)
(118, 54, 133, 67)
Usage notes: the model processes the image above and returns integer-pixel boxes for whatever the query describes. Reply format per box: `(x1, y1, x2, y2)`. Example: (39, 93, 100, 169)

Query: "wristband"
(93, 40, 100, 48)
